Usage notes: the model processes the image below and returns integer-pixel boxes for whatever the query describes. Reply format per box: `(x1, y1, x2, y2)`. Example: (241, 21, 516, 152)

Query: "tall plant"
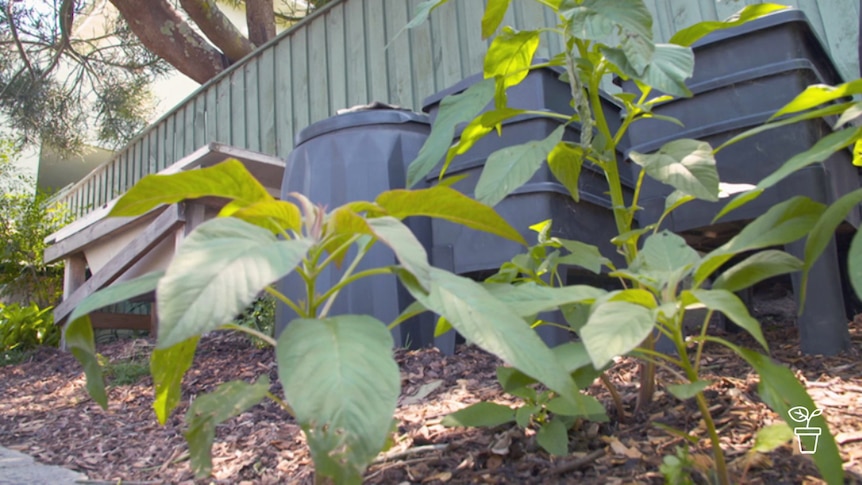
(64, 160, 609, 483)
(406, 0, 843, 483)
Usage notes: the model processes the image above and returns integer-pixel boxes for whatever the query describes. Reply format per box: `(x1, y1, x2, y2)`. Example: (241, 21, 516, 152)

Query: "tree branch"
(108, 0, 228, 84)
(5, 1, 38, 80)
(245, 0, 276, 47)
(178, 0, 255, 62)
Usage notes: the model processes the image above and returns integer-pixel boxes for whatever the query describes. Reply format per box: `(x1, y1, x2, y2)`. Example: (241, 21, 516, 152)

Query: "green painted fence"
(54, 0, 860, 220)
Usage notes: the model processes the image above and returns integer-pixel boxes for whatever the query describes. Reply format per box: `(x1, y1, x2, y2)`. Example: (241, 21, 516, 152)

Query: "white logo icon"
(788, 406, 823, 454)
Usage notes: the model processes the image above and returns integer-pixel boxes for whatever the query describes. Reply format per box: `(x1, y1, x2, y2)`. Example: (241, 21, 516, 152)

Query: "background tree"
(0, 141, 69, 307)
(1, 0, 325, 154)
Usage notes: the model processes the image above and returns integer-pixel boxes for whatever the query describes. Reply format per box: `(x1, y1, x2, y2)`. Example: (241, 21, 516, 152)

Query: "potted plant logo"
(789, 406, 823, 454)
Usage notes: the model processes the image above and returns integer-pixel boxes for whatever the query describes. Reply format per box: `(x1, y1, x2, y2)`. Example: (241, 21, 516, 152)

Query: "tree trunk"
(179, 0, 255, 63)
(246, 0, 276, 47)
(109, 0, 227, 84)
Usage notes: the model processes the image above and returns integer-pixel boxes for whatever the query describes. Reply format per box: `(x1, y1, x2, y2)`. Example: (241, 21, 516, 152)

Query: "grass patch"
(0, 348, 35, 366)
(99, 354, 150, 386)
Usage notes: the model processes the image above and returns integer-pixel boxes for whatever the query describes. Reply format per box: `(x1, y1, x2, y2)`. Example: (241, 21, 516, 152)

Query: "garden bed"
(2, 290, 862, 484)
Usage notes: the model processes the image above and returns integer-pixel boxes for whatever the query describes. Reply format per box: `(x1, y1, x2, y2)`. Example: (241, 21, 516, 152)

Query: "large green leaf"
(443, 108, 526, 177)
(226, 199, 302, 233)
(712, 250, 803, 293)
(399, 268, 602, 418)
(802, 188, 862, 304)
(773, 78, 862, 119)
(669, 4, 789, 47)
(537, 419, 570, 456)
(752, 423, 794, 453)
(482, 282, 607, 317)
(441, 402, 515, 427)
(277, 316, 400, 484)
(625, 230, 699, 292)
(684, 289, 767, 349)
(156, 218, 311, 348)
(110, 160, 272, 217)
(376, 186, 526, 245)
(555, 238, 612, 273)
(629, 139, 718, 201)
(481, 0, 511, 38)
(63, 316, 107, 409)
(484, 27, 541, 98)
(184, 377, 270, 477)
(580, 301, 655, 368)
(696, 196, 824, 284)
(475, 125, 566, 206)
(407, 79, 496, 187)
(715, 126, 862, 222)
(65, 270, 165, 409)
(565, 0, 653, 74)
(735, 348, 843, 484)
(548, 142, 585, 202)
(367, 216, 431, 290)
(151, 336, 200, 425)
(666, 380, 711, 400)
(639, 43, 694, 98)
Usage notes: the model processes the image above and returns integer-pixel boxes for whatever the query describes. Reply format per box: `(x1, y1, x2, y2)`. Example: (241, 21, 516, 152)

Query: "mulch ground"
(2, 302, 862, 483)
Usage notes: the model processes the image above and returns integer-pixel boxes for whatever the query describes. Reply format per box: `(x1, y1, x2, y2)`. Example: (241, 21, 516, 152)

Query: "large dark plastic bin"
(276, 108, 435, 349)
(634, 112, 859, 355)
(625, 59, 832, 146)
(422, 66, 576, 123)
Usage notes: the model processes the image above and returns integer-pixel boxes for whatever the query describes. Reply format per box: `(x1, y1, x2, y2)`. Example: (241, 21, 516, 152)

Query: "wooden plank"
(184, 103, 196, 156)
(54, 204, 186, 324)
(344, 0, 369, 106)
(308, 17, 331, 122)
(274, 40, 295, 158)
(433, 0, 464, 89)
(194, 93, 206, 149)
(244, 60, 261, 152)
(365, 0, 390, 103)
(216, 78, 232, 144)
(163, 115, 175, 171)
(257, 47, 277, 155)
(408, 0, 435, 107)
(89, 312, 153, 331)
(205, 87, 218, 144)
(291, 26, 311, 136)
(45, 205, 168, 263)
(147, 130, 159, 175)
(230, 67, 247, 148)
(385, 0, 413, 107)
(63, 254, 87, 298)
(326, 2, 348, 112)
(173, 111, 187, 162)
(811, 0, 859, 81)
(460, 0, 487, 72)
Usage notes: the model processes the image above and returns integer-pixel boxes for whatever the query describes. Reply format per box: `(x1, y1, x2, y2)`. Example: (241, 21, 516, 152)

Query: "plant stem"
(266, 391, 295, 417)
(317, 240, 375, 317)
(220, 323, 277, 347)
(264, 287, 305, 318)
(600, 373, 626, 421)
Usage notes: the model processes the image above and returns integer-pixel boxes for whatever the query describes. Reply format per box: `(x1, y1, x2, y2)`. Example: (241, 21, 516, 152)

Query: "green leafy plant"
(235, 296, 277, 348)
(99, 354, 150, 386)
(63, 159, 610, 483)
(0, 302, 58, 351)
(407, 1, 843, 483)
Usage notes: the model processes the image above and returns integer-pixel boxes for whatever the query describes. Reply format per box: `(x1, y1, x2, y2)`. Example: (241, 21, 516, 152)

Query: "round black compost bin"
(275, 107, 434, 349)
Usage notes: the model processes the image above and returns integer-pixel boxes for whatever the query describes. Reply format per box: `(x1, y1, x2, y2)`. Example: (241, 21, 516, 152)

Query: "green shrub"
(0, 302, 58, 351)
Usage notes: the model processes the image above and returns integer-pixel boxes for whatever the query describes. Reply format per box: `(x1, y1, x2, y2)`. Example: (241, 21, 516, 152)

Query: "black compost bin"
(633, 112, 859, 355)
(275, 107, 435, 349)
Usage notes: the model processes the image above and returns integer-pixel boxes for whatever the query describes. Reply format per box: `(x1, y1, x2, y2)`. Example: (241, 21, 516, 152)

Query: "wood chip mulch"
(2, 310, 862, 484)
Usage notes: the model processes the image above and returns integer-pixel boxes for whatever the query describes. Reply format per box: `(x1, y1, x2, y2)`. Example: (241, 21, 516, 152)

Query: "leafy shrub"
(235, 296, 276, 347)
(0, 302, 58, 351)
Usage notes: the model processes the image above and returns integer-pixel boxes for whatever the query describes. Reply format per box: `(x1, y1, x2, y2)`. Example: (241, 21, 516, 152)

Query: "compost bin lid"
(295, 102, 430, 146)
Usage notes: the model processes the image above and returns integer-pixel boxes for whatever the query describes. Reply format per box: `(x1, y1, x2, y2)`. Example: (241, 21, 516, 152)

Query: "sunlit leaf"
(630, 139, 718, 201)
(481, 0, 512, 38)
(442, 402, 515, 427)
(152, 336, 199, 425)
(157, 218, 312, 348)
(669, 4, 789, 47)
